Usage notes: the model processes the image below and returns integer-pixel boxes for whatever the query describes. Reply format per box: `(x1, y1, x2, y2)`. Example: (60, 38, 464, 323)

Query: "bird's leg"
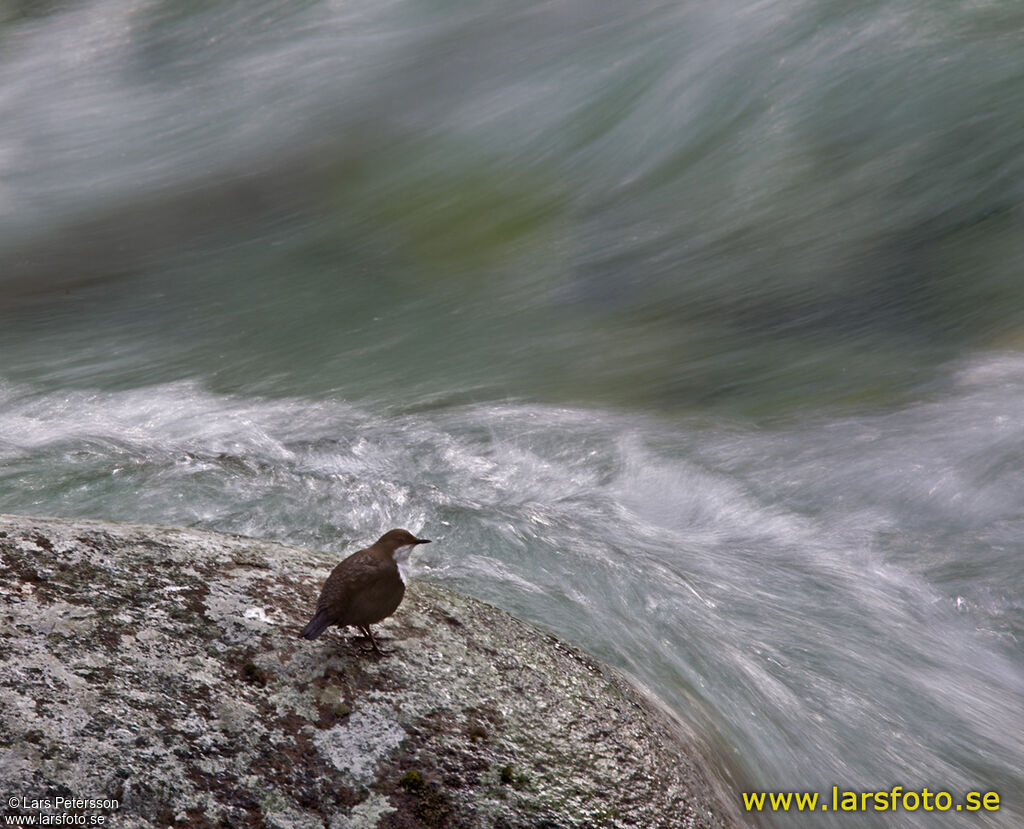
(365, 626, 387, 655)
(351, 625, 387, 655)
(362, 625, 389, 656)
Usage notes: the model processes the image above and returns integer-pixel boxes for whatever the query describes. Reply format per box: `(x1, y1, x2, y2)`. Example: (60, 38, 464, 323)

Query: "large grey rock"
(0, 514, 735, 828)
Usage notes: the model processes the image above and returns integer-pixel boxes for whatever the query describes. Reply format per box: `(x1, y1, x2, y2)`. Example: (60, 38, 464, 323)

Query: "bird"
(299, 528, 431, 655)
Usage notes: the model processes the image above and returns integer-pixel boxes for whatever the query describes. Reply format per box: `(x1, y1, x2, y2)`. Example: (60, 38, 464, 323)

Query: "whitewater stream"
(2, 1, 1023, 825)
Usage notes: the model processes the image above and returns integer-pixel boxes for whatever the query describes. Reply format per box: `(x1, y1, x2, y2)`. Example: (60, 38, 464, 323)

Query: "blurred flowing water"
(2, 1, 1023, 825)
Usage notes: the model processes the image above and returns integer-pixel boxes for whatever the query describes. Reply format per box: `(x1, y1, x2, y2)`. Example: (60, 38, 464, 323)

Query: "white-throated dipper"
(299, 528, 431, 655)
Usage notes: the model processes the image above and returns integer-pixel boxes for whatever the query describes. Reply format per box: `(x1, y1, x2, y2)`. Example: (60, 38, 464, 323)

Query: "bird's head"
(375, 528, 431, 553)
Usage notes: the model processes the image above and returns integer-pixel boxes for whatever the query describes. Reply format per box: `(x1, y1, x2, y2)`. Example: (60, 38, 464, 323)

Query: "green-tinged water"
(1, 1, 1023, 825)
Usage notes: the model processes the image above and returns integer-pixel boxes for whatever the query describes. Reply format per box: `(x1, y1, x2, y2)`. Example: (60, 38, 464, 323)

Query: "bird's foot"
(351, 627, 392, 656)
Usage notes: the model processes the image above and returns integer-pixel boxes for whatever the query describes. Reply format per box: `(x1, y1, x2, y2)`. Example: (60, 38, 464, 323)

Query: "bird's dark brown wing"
(341, 569, 405, 626)
(316, 548, 404, 626)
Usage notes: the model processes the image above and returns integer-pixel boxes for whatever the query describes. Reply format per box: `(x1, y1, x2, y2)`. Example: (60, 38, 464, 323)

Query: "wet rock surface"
(0, 514, 733, 828)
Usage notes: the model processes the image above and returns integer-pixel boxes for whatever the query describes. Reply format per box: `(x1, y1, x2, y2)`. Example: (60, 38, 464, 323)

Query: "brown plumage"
(299, 528, 431, 654)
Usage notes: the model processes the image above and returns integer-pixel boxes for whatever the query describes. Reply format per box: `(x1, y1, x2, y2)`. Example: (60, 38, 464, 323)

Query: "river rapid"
(2, 1, 1023, 825)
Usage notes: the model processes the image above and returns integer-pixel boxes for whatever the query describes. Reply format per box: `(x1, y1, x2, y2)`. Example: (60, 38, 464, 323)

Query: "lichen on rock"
(0, 514, 733, 827)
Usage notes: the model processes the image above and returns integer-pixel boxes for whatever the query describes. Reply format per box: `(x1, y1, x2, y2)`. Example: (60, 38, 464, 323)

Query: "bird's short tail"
(299, 609, 331, 640)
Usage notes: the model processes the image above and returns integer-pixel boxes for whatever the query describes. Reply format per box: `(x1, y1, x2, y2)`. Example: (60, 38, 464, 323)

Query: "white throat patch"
(395, 543, 415, 584)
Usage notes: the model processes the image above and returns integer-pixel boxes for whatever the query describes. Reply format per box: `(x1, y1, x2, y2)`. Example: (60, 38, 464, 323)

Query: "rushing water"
(2, 1, 1023, 826)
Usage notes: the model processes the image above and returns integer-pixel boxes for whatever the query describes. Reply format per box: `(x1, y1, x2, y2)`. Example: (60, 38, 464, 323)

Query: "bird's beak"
(415, 538, 431, 544)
